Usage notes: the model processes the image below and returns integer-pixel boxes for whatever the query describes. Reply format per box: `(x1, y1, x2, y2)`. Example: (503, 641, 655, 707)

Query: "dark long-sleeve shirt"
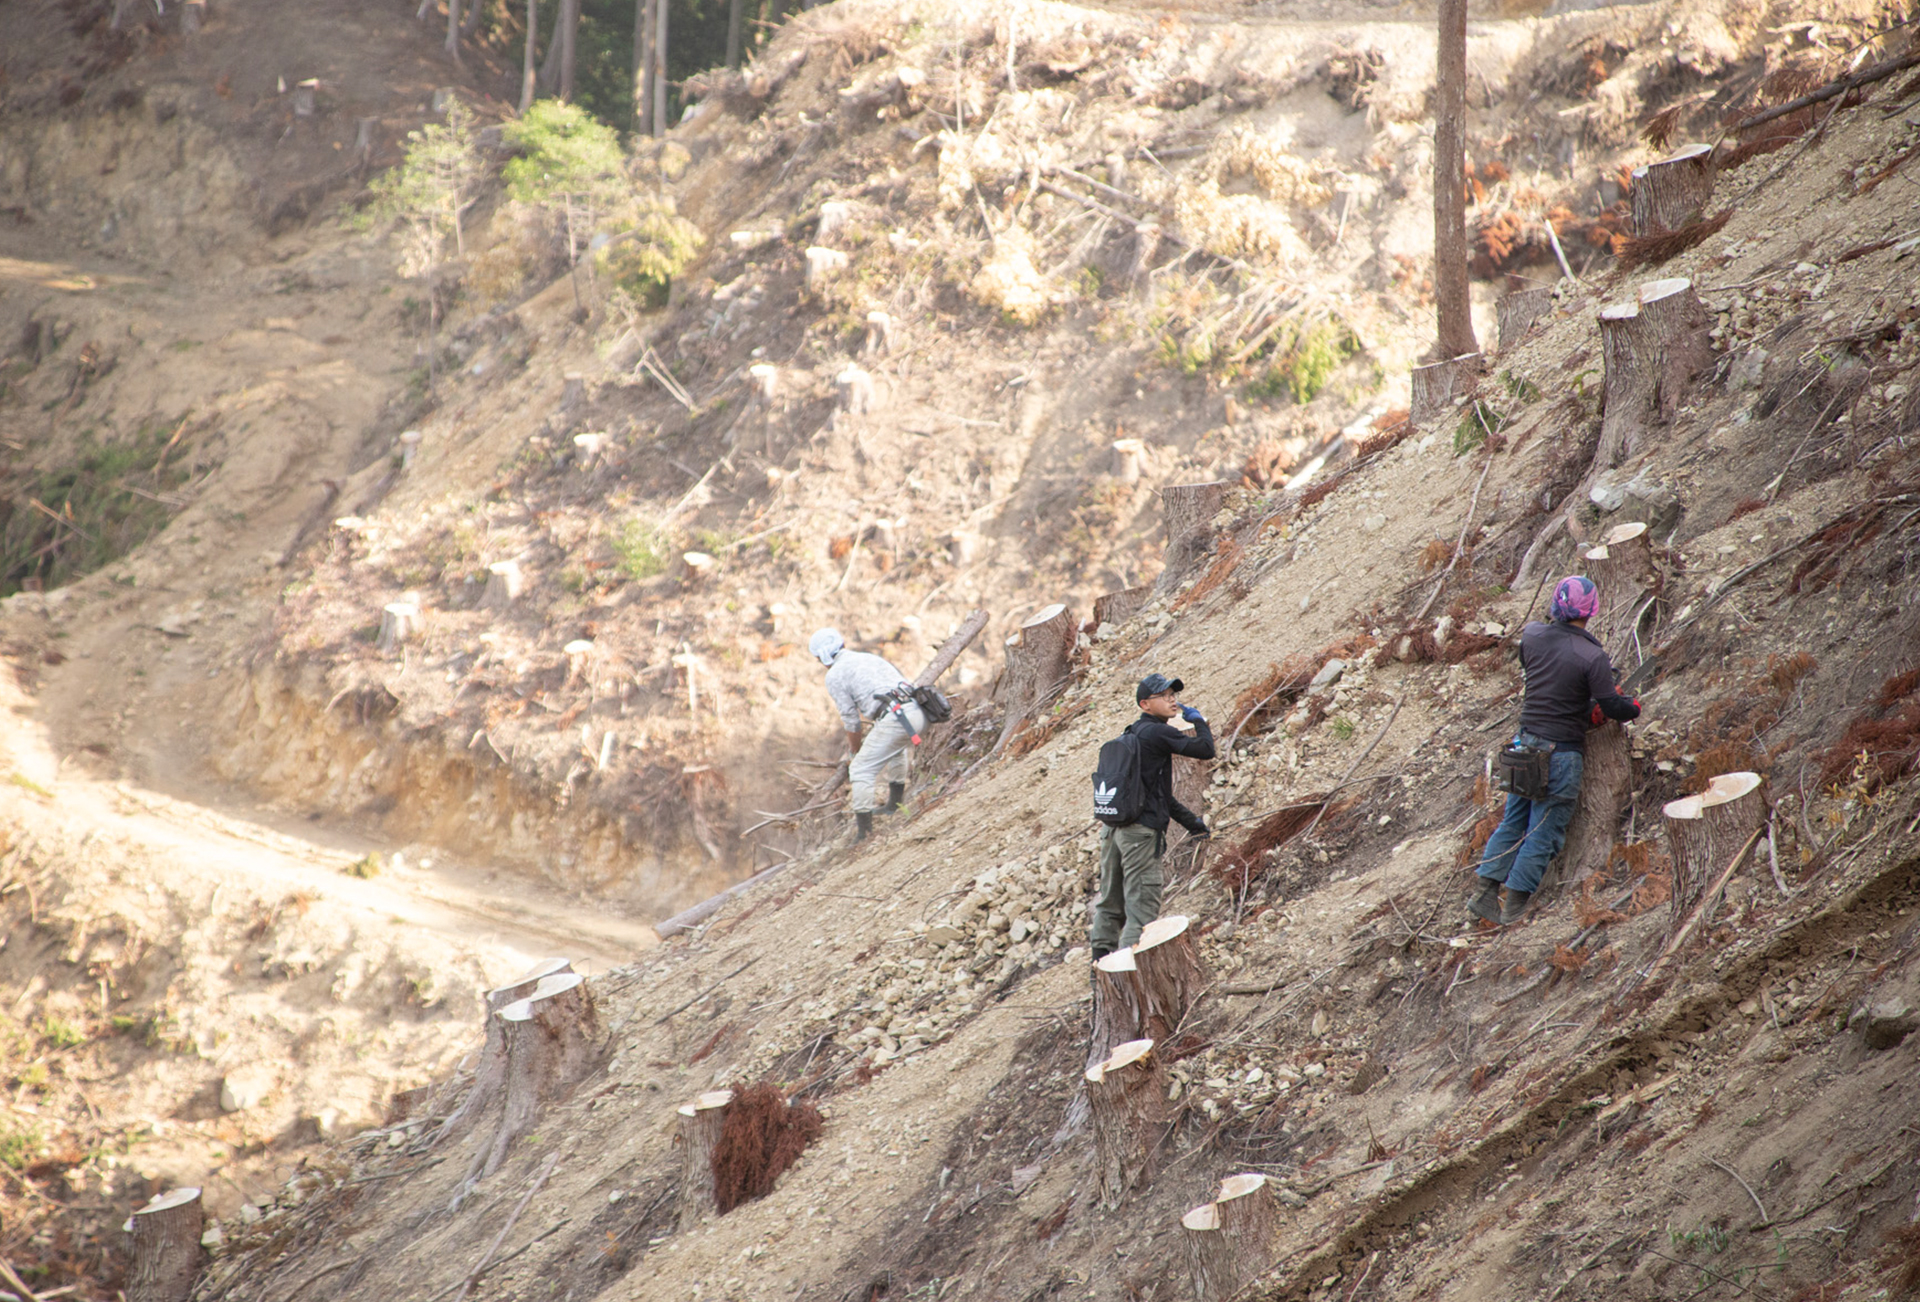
(1128, 712, 1216, 831)
(1516, 620, 1641, 752)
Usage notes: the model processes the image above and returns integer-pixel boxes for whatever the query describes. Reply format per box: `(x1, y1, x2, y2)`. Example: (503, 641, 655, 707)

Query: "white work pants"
(848, 703, 923, 813)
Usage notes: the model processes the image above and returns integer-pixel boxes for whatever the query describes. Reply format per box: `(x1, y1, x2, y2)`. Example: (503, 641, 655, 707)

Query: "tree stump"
(399, 428, 423, 469)
(748, 363, 778, 403)
(180, 0, 205, 34)
(1584, 522, 1656, 650)
(1596, 277, 1712, 469)
(835, 365, 876, 415)
(1410, 352, 1485, 427)
(817, 201, 851, 242)
(478, 972, 602, 1178)
(564, 639, 595, 687)
(1664, 772, 1765, 930)
(437, 959, 574, 1149)
(1085, 1038, 1167, 1208)
(1157, 481, 1231, 594)
(1124, 223, 1162, 288)
(484, 560, 524, 609)
(378, 601, 420, 653)
(863, 310, 895, 357)
(127, 1187, 203, 1302)
(1556, 722, 1632, 890)
(1629, 144, 1715, 236)
(573, 432, 606, 468)
(991, 603, 1073, 753)
(1182, 1173, 1282, 1302)
(677, 1089, 734, 1230)
(1093, 584, 1152, 633)
(293, 79, 319, 117)
(804, 246, 848, 288)
(353, 115, 376, 160)
(1089, 915, 1205, 1066)
(947, 530, 977, 566)
(560, 372, 586, 413)
(1113, 438, 1149, 484)
(1497, 286, 1552, 352)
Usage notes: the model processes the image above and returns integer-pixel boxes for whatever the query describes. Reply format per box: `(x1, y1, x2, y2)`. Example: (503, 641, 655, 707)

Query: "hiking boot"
(1091, 946, 1113, 962)
(855, 812, 874, 843)
(1467, 877, 1503, 925)
(883, 781, 906, 814)
(1499, 889, 1534, 925)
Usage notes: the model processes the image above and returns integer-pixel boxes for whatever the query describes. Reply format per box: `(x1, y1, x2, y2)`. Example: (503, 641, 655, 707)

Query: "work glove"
(1180, 705, 1206, 724)
(1589, 703, 1605, 727)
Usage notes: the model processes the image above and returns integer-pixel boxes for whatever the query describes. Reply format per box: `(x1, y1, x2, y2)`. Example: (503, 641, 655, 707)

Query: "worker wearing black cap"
(1091, 673, 1216, 959)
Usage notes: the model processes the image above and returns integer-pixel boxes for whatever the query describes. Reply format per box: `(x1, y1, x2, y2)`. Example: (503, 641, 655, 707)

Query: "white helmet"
(808, 627, 845, 667)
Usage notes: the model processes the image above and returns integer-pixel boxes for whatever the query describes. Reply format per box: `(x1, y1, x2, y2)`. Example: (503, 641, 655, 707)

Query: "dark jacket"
(1517, 619, 1641, 751)
(1128, 712, 1216, 832)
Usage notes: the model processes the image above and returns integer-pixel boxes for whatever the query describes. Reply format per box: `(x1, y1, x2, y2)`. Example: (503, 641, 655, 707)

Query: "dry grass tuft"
(1613, 210, 1732, 270)
(1818, 670, 1920, 790)
(1877, 1220, 1920, 1296)
(712, 1082, 824, 1215)
(1211, 799, 1326, 892)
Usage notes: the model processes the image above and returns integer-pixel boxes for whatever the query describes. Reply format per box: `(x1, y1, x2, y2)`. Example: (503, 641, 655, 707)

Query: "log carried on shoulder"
(1596, 277, 1713, 470)
(1085, 1038, 1168, 1208)
(1630, 144, 1716, 237)
(1181, 1173, 1283, 1302)
(677, 1089, 734, 1230)
(1664, 771, 1765, 930)
(1089, 915, 1205, 1068)
(127, 1187, 203, 1302)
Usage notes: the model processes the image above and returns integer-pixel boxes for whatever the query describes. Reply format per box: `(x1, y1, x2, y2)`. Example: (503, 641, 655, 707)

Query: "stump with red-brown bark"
(1157, 481, 1231, 594)
(128, 1187, 203, 1302)
(677, 1089, 734, 1230)
(1630, 144, 1716, 236)
(991, 603, 1074, 753)
(474, 972, 602, 1181)
(1181, 1173, 1283, 1302)
(1410, 352, 1486, 427)
(1086, 1038, 1168, 1208)
(1664, 771, 1765, 929)
(1596, 277, 1713, 469)
(1089, 915, 1206, 1067)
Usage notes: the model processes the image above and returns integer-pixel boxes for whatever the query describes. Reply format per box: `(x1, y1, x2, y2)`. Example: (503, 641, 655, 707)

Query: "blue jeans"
(1477, 738, 1584, 895)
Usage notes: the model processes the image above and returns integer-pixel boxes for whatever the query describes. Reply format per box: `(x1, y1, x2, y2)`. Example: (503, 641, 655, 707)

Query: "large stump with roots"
(1156, 481, 1231, 594)
(1584, 522, 1657, 651)
(991, 603, 1073, 752)
(1181, 1173, 1283, 1302)
(1410, 351, 1485, 426)
(1629, 144, 1716, 236)
(1089, 915, 1205, 1068)
(1556, 721, 1633, 891)
(128, 1187, 203, 1302)
(1664, 772, 1765, 930)
(1596, 277, 1713, 469)
(438, 959, 573, 1148)
(474, 971, 602, 1181)
(1498, 288, 1552, 352)
(1086, 1038, 1168, 1208)
(677, 1089, 734, 1230)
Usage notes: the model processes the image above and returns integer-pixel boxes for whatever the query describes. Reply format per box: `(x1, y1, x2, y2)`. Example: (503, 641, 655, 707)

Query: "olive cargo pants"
(1091, 823, 1164, 952)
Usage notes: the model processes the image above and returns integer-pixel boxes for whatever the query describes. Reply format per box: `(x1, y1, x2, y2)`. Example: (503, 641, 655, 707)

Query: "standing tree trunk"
(1085, 1038, 1168, 1208)
(557, 0, 578, 101)
(521, 0, 539, 112)
(446, 0, 462, 64)
(539, 0, 565, 90)
(726, 0, 745, 69)
(1664, 772, 1765, 932)
(635, 0, 656, 135)
(462, 0, 484, 36)
(652, 0, 670, 136)
(128, 1188, 204, 1302)
(1434, 0, 1478, 361)
(678, 1090, 734, 1229)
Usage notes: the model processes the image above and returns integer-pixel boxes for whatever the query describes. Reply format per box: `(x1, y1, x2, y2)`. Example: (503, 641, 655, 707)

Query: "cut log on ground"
(1085, 1038, 1167, 1208)
(1410, 351, 1485, 427)
(1596, 277, 1713, 470)
(991, 603, 1073, 754)
(1557, 721, 1632, 890)
(1157, 481, 1231, 594)
(477, 972, 602, 1180)
(677, 1089, 734, 1230)
(484, 560, 524, 609)
(128, 1186, 203, 1302)
(1497, 288, 1552, 352)
(378, 601, 421, 654)
(1181, 1173, 1282, 1302)
(1630, 144, 1715, 236)
(1089, 915, 1205, 1066)
(1585, 521, 1656, 650)
(1664, 771, 1765, 930)
(438, 959, 574, 1149)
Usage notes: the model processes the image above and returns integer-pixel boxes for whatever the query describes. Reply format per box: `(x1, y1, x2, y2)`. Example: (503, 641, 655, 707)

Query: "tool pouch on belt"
(1496, 741, 1552, 800)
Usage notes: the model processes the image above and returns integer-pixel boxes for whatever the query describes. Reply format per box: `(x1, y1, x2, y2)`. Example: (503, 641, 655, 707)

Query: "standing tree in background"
(520, 0, 540, 111)
(634, 0, 657, 135)
(1434, 0, 1478, 360)
(725, 0, 743, 70)
(541, 0, 581, 99)
(503, 100, 626, 309)
(365, 100, 484, 403)
(651, 0, 669, 135)
(445, 0, 463, 65)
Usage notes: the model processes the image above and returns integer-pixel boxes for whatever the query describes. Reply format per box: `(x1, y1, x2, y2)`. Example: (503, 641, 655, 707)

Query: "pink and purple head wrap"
(1551, 575, 1599, 623)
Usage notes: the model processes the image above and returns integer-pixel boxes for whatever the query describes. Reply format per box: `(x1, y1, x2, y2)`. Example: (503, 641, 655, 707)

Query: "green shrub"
(1283, 321, 1358, 404)
(613, 520, 669, 580)
(41, 1017, 84, 1049)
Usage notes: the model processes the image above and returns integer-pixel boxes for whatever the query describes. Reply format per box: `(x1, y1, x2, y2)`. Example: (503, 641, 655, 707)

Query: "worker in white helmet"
(809, 628, 923, 842)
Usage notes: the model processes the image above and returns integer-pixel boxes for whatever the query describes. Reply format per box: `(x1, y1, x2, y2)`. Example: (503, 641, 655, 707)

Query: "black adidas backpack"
(1091, 725, 1145, 826)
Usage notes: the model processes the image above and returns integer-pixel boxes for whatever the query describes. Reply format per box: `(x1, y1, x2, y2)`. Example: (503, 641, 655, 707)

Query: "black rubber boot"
(883, 781, 906, 814)
(855, 812, 874, 843)
(1091, 946, 1114, 962)
(1499, 889, 1534, 925)
(1467, 877, 1503, 925)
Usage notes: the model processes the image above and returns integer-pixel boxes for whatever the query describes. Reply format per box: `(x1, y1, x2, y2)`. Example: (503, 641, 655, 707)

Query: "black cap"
(1136, 673, 1185, 702)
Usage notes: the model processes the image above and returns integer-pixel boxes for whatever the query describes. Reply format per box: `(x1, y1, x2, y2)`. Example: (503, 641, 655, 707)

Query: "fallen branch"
(1709, 1155, 1770, 1227)
(1413, 454, 1495, 622)
(652, 958, 761, 1023)
(442, 1153, 558, 1302)
(1731, 48, 1920, 132)
(1298, 694, 1405, 843)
